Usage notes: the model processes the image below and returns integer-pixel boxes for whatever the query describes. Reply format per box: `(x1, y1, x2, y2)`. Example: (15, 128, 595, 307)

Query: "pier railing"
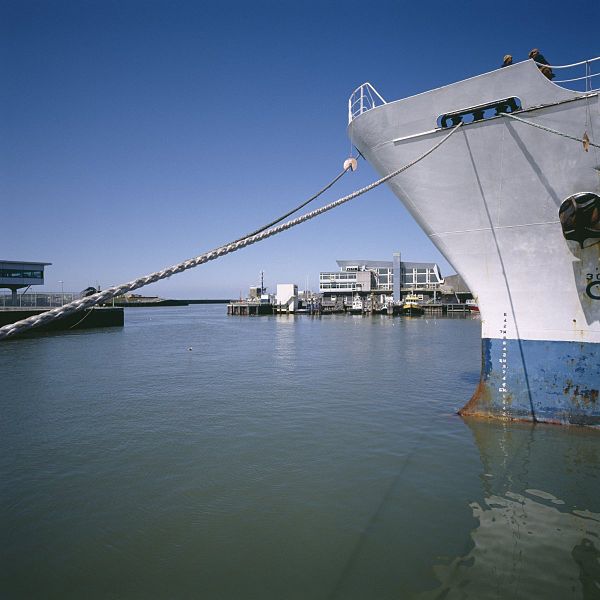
(348, 83, 387, 123)
(540, 56, 600, 92)
(348, 58, 599, 125)
(0, 292, 78, 309)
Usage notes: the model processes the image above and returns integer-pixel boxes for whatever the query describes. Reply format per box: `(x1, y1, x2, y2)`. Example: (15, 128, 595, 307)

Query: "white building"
(275, 284, 298, 313)
(319, 255, 444, 305)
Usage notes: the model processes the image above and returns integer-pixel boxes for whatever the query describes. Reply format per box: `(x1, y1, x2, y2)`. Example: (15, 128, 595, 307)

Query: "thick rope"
(501, 112, 599, 148)
(0, 123, 463, 340)
(233, 166, 351, 242)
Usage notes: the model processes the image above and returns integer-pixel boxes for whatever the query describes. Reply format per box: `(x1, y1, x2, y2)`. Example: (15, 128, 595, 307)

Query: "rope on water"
(500, 112, 599, 148)
(0, 122, 463, 341)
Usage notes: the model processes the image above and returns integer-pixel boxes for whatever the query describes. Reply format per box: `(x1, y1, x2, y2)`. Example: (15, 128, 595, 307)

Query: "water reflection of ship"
(421, 419, 600, 600)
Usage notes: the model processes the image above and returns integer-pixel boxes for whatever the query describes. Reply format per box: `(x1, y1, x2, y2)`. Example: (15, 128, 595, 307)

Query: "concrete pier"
(0, 307, 124, 336)
(422, 303, 471, 315)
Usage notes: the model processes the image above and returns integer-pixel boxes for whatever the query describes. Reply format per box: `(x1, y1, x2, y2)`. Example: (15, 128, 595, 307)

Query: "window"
(438, 97, 522, 129)
(1, 269, 43, 279)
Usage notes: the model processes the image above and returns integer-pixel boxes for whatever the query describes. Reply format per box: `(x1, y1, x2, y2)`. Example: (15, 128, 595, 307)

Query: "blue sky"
(2, 0, 598, 297)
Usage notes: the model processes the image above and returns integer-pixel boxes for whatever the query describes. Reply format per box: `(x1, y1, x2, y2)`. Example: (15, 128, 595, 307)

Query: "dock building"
(319, 254, 444, 307)
(275, 284, 298, 313)
(0, 260, 52, 305)
(0, 259, 125, 334)
(227, 277, 275, 316)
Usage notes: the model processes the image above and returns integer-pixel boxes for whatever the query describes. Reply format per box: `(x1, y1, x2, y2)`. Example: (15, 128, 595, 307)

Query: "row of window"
(320, 273, 358, 280)
(320, 273, 390, 282)
(320, 284, 394, 291)
(320, 283, 360, 290)
(320, 267, 442, 289)
(404, 274, 442, 284)
(0, 269, 44, 279)
(321, 274, 440, 284)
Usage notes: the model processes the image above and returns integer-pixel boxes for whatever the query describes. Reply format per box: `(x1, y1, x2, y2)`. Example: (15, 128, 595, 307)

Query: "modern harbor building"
(319, 254, 444, 306)
(0, 260, 52, 305)
(0, 259, 125, 334)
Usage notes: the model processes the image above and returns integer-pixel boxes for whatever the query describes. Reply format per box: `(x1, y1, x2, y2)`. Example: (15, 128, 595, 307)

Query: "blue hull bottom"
(460, 338, 600, 427)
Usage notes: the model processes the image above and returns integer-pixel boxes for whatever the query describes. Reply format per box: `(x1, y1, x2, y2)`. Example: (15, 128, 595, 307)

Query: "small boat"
(348, 294, 364, 315)
(401, 294, 424, 316)
(465, 299, 480, 312)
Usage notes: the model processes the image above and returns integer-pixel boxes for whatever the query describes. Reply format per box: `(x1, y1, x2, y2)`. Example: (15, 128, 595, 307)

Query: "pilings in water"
(227, 302, 273, 316)
(423, 303, 470, 315)
(227, 301, 473, 317)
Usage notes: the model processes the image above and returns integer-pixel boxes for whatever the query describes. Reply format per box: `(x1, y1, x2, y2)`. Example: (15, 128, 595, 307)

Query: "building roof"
(335, 259, 441, 271)
(443, 273, 470, 292)
(0, 260, 52, 266)
(336, 260, 393, 269)
(402, 262, 439, 270)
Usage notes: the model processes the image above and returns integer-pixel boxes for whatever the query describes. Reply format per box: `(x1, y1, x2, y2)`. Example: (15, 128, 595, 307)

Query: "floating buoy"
(343, 157, 358, 172)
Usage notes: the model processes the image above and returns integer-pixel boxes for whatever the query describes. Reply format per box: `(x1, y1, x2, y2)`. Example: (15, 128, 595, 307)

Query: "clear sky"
(2, 0, 598, 297)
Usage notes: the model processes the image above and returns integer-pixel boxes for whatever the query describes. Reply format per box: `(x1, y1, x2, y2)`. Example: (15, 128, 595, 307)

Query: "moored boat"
(348, 57, 600, 426)
(348, 294, 364, 315)
(465, 299, 480, 313)
(374, 302, 392, 315)
(401, 294, 424, 316)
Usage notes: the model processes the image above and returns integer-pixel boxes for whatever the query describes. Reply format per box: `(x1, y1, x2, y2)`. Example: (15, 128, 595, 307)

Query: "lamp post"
(59, 280, 64, 306)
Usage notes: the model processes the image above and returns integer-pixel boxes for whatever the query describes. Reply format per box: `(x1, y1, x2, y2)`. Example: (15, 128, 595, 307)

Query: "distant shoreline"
(107, 299, 233, 307)
(184, 299, 232, 304)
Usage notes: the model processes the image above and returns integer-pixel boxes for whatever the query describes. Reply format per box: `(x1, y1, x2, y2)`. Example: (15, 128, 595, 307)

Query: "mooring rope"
(233, 165, 352, 243)
(0, 122, 463, 340)
(501, 112, 599, 148)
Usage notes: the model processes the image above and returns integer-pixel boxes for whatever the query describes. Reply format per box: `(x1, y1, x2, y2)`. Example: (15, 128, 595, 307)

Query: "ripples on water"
(1, 306, 599, 599)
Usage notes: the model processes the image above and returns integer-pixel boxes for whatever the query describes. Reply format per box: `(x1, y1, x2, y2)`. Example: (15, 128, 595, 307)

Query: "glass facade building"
(319, 257, 444, 303)
(0, 260, 52, 303)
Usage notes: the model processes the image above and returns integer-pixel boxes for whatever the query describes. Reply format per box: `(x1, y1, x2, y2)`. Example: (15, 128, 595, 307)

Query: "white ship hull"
(349, 61, 600, 426)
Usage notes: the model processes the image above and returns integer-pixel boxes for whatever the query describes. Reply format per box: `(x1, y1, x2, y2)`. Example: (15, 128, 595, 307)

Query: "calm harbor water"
(2, 305, 599, 599)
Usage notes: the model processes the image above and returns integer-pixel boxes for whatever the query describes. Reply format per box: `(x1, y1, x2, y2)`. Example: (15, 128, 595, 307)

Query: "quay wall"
(0, 307, 124, 336)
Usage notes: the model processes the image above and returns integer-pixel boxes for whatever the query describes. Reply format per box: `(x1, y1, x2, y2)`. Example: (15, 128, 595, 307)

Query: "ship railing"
(348, 83, 387, 123)
(538, 56, 600, 92)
